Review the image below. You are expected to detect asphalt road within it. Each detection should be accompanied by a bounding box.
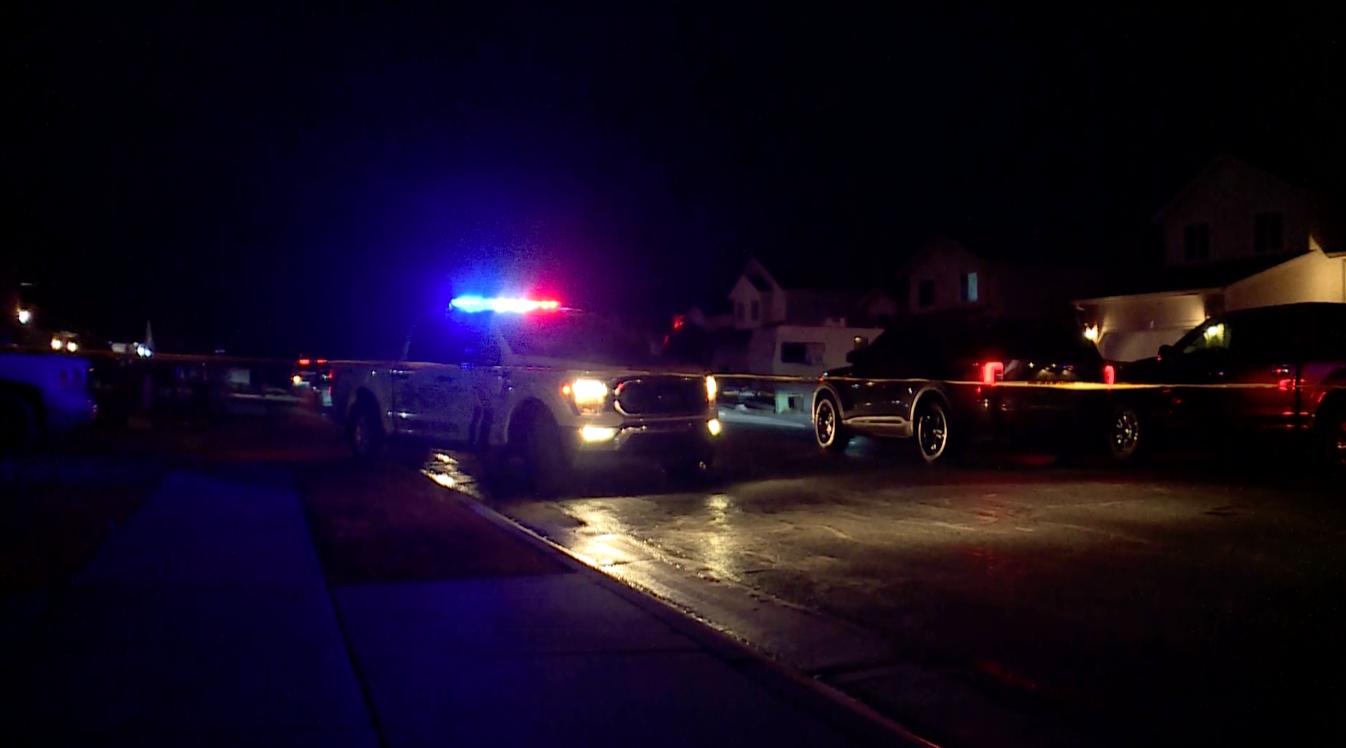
[458,418,1346,747]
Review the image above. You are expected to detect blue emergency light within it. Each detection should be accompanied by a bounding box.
[449,295,561,314]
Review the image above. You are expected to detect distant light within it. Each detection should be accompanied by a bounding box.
[450,295,561,314]
[580,425,618,443]
[135,343,152,358]
[292,374,304,386]
[65,340,79,353]
[1083,324,1100,343]
[707,418,722,437]
[705,375,718,403]
[51,337,64,351]
[16,308,31,325]
[297,357,312,366]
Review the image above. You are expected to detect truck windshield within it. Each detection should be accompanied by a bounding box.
[495,312,659,366]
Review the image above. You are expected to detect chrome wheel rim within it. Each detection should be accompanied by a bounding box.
[1111,409,1140,457]
[816,400,837,447]
[917,405,947,460]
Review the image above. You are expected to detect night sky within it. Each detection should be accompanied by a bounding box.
[9,3,1344,356]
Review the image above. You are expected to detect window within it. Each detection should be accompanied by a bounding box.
[1254,212,1284,254]
[960,272,979,303]
[780,341,825,366]
[735,302,745,322]
[407,319,493,364]
[1183,223,1210,261]
[917,279,935,308]
[750,299,760,321]
[1180,320,1230,355]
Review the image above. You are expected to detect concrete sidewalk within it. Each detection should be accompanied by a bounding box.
[5,465,906,747]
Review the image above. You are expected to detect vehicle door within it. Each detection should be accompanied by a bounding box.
[996,326,1105,448]
[1218,308,1303,434]
[392,319,476,442]
[1152,316,1235,439]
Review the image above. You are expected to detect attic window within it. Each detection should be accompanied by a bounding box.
[1184,223,1211,261]
[1254,212,1283,254]
[917,279,935,308]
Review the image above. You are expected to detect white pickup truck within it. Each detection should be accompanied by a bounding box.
[330,297,720,491]
[0,349,97,449]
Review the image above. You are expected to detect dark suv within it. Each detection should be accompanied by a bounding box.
[812,316,1138,463]
[1122,302,1346,467]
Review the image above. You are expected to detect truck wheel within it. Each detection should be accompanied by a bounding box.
[814,395,850,454]
[914,397,952,464]
[1106,404,1143,463]
[0,392,38,451]
[523,412,571,496]
[347,401,384,462]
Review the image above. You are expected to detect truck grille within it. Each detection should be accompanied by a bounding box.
[614,377,707,416]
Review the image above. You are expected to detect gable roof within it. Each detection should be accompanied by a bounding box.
[1154,154,1307,221]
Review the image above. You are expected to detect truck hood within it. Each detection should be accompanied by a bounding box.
[507,354,707,378]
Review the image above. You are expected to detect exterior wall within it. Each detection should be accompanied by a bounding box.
[1161,159,1313,267]
[1081,292,1213,362]
[729,276,765,330]
[743,324,884,377]
[1224,250,1346,310]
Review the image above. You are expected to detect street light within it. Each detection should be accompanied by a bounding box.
[16,308,32,325]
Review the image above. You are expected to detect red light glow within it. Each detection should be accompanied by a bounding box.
[1103,364,1116,386]
[982,361,1004,385]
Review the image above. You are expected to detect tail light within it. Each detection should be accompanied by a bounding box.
[1103,364,1116,386]
[982,361,1004,385]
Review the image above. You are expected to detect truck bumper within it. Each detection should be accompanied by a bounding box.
[568,416,720,465]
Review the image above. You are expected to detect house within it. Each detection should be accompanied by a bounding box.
[1075,156,1346,361]
[893,236,1089,321]
[716,257,885,377]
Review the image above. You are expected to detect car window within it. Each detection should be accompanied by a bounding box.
[495,311,658,365]
[1179,319,1231,355]
[406,318,498,365]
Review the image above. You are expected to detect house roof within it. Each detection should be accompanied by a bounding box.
[1078,252,1304,302]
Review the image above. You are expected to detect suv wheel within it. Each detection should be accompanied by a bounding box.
[1107,404,1143,463]
[814,396,850,453]
[914,398,951,464]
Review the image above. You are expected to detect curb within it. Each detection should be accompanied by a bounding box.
[452,492,941,748]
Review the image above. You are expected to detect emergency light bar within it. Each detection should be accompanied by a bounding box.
[449,295,561,314]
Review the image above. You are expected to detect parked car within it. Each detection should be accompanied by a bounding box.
[0,348,97,449]
[330,297,720,492]
[812,315,1138,463]
[1122,302,1346,468]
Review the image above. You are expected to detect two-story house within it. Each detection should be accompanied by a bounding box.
[1076,155,1346,361]
[718,257,886,378]
[891,235,1088,323]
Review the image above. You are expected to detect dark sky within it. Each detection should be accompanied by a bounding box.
[8,3,1344,355]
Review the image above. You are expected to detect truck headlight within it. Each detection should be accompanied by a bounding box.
[565,377,609,414]
[705,375,718,403]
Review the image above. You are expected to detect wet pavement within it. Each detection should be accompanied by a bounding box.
[457,420,1346,747]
